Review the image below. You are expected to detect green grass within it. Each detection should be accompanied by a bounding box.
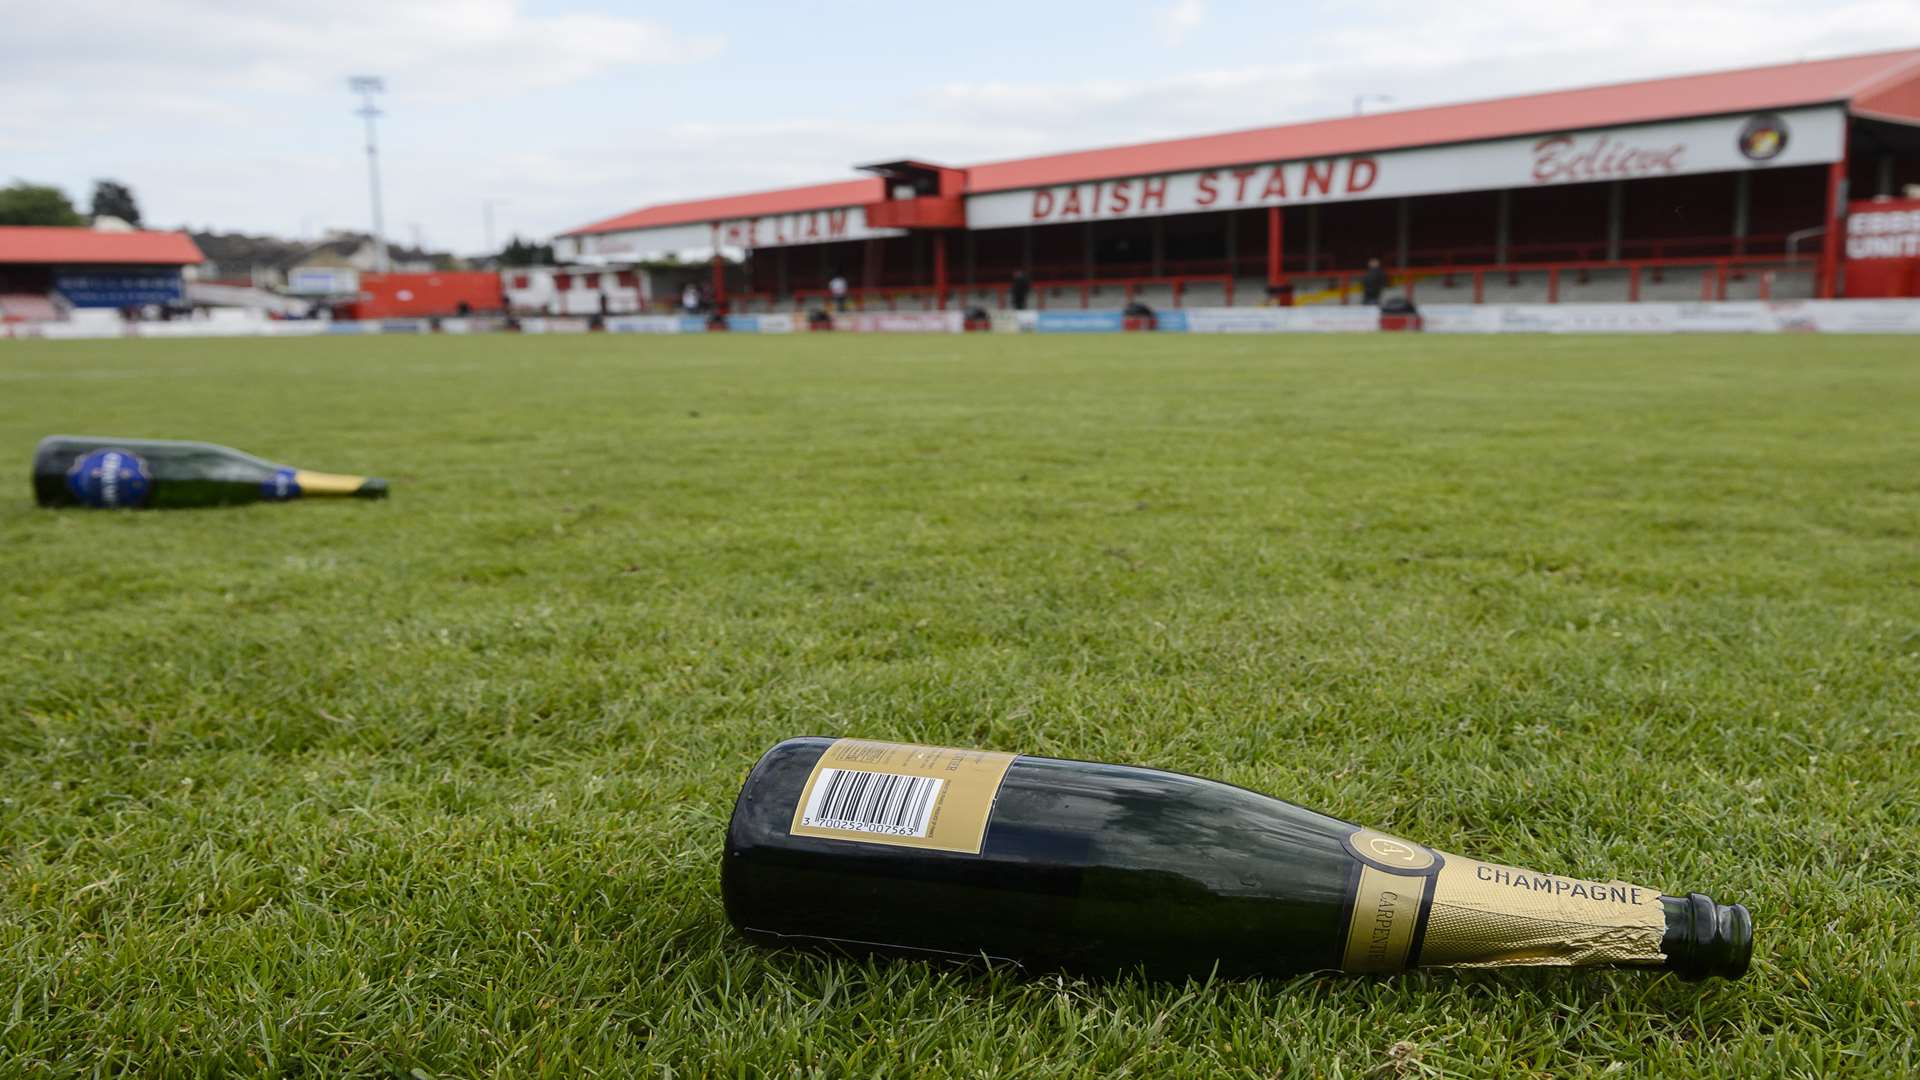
[1,332,1917,1078]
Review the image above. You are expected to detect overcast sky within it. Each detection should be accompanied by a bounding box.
[4,0,1917,253]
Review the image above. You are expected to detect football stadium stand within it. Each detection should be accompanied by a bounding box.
[556,48,1920,313]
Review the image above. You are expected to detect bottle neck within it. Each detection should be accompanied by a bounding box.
[1660,893,1753,980]
[1341,835,1751,978]
[293,471,386,498]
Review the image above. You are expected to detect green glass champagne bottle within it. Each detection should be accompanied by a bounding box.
[32,435,388,509]
[724,738,1752,980]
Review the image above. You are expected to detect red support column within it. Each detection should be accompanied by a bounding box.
[1547,266,1560,304]
[1472,270,1484,305]
[934,232,949,311]
[1817,157,1848,299]
[710,254,727,311]
[1266,206,1284,296]
[1629,265,1641,302]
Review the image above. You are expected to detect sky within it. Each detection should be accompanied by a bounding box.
[4,0,1918,254]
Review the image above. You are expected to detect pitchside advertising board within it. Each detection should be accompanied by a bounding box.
[968,107,1844,229]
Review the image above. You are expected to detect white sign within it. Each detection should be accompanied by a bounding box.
[1183,306,1380,333]
[717,209,903,249]
[605,315,685,334]
[833,310,964,333]
[568,207,906,260]
[287,267,359,295]
[1766,299,1920,332]
[967,107,1843,229]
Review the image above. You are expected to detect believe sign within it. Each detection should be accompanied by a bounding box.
[966,107,1844,229]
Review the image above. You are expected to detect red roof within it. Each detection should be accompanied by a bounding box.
[567,47,1920,236]
[0,227,204,266]
[968,48,1920,193]
[567,178,884,238]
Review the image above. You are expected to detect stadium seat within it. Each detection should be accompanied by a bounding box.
[1129,284,1177,310]
[1179,281,1228,308]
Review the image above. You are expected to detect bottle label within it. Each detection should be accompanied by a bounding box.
[261,468,302,501]
[1339,827,1667,971]
[789,739,1017,854]
[1341,830,1441,972]
[65,448,153,508]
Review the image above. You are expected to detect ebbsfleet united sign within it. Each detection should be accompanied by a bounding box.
[966,107,1844,230]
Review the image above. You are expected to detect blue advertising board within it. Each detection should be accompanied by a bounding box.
[1034,310,1126,333]
[55,271,185,308]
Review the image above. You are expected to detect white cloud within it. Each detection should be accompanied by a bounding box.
[1155,0,1206,43]
[933,1,1920,162]
[3,0,1916,251]
[0,0,722,107]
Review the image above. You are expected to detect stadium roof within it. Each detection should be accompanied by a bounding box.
[0,227,204,266]
[564,46,1920,238]
[969,48,1920,193]
[566,178,885,240]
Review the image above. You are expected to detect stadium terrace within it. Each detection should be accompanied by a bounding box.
[548,48,1920,315]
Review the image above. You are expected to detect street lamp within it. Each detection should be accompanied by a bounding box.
[482,199,510,255]
[348,76,390,272]
[1353,93,1394,117]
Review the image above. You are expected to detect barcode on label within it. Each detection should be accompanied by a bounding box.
[800,768,944,838]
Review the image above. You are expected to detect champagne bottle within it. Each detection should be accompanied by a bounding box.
[724,738,1751,980]
[32,436,387,509]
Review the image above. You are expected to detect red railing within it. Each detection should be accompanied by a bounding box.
[773,253,1821,311]
[791,285,947,312]
[1300,254,1816,305]
[1004,233,1805,287]
[790,274,1236,312]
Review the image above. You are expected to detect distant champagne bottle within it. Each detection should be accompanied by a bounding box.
[724,738,1752,980]
[32,436,387,509]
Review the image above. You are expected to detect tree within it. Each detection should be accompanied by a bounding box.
[497,235,554,267]
[0,181,84,227]
[90,180,141,226]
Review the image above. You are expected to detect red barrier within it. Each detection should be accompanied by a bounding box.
[347,272,504,319]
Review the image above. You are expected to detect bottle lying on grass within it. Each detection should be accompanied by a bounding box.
[724,738,1751,980]
[33,435,388,509]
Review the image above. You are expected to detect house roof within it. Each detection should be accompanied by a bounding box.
[0,226,205,266]
[564,46,1920,237]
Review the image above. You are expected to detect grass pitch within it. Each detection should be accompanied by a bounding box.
[2,331,1917,1078]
